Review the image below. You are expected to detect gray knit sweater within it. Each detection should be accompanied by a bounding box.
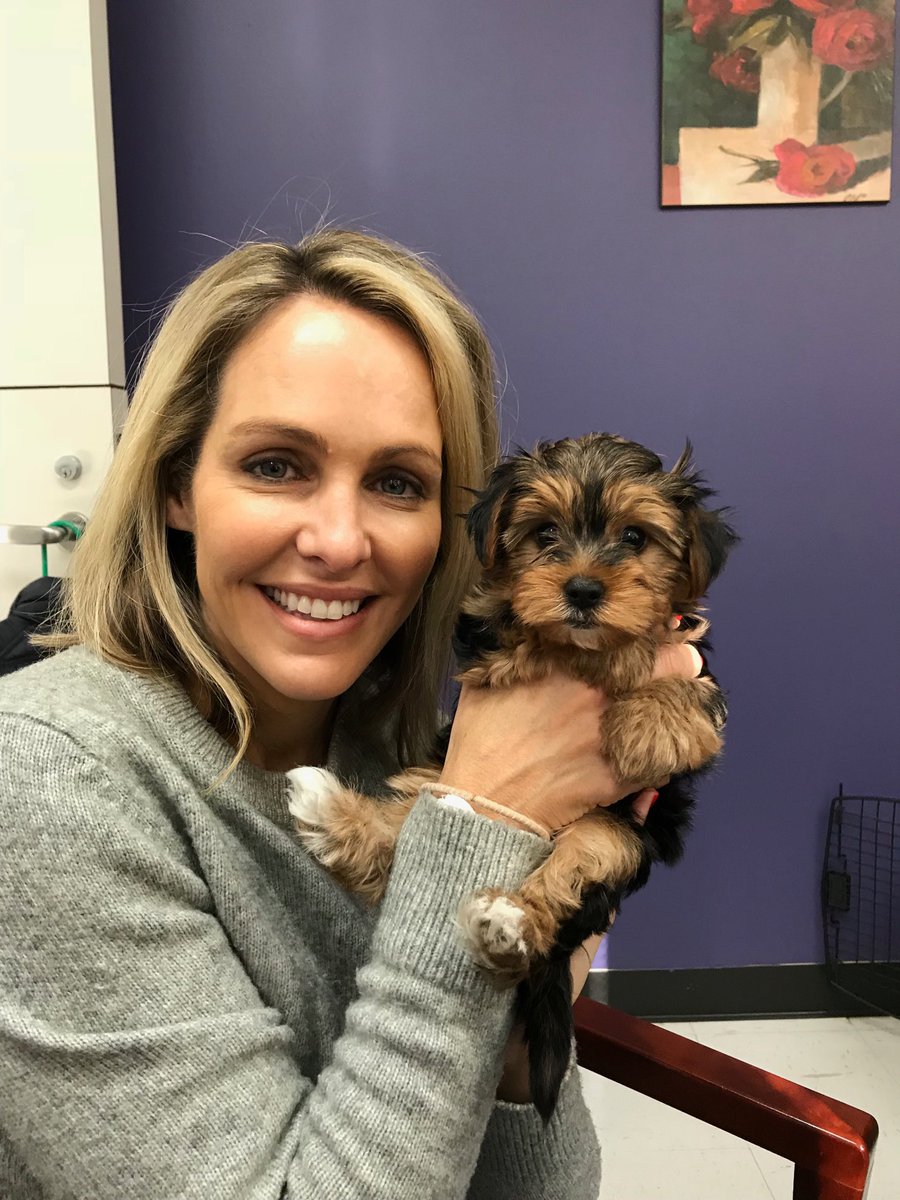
[0,646,601,1199]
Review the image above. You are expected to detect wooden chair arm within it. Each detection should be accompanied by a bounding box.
[573,996,878,1200]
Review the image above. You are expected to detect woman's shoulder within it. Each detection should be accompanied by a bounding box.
[0,645,289,826]
[0,645,153,741]
[0,645,211,787]
[0,649,214,903]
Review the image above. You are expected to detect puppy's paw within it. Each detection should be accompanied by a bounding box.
[602,684,722,785]
[285,766,342,830]
[458,889,534,984]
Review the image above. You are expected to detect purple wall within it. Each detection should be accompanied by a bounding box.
[107,0,900,970]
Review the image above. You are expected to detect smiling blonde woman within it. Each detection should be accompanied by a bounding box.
[0,228,695,1199]
[40,231,499,781]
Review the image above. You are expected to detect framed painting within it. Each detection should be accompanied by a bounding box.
[661,1,895,205]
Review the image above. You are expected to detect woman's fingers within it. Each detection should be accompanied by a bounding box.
[630,787,658,825]
[651,642,703,681]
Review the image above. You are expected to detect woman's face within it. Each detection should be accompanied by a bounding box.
[166,294,443,720]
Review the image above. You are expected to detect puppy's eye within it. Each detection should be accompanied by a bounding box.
[621,526,646,550]
[534,524,559,549]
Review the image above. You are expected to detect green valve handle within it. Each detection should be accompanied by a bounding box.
[40,514,86,577]
[47,519,84,540]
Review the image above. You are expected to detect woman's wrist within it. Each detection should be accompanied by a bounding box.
[427,782,552,840]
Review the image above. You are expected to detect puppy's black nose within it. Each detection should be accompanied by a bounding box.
[564,576,604,610]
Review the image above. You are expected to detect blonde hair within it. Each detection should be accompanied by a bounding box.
[39,230,499,781]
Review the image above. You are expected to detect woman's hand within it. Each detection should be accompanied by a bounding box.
[440,643,701,834]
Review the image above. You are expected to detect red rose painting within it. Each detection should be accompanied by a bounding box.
[662,0,895,205]
[710,47,762,92]
[812,9,895,72]
[774,138,857,194]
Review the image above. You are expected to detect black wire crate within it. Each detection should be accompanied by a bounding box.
[822,792,900,1017]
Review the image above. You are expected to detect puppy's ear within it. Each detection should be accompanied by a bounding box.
[466,458,521,568]
[681,506,738,602]
[669,442,738,603]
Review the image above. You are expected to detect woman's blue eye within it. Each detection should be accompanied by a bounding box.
[379,475,420,498]
[248,458,294,480]
[244,456,301,480]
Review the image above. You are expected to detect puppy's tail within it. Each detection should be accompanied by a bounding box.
[519,882,619,1122]
[517,953,574,1122]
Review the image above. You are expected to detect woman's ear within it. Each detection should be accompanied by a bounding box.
[165,490,195,533]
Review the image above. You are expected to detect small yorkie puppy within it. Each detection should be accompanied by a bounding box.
[287,433,737,1119]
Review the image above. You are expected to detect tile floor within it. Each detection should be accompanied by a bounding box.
[578,1015,899,1199]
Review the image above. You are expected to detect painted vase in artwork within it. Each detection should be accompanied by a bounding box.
[756,33,821,144]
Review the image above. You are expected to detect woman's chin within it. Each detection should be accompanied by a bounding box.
[253,659,370,708]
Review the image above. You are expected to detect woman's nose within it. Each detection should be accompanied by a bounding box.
[294,485,372,573]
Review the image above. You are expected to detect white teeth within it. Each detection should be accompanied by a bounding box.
[265,587,364,620]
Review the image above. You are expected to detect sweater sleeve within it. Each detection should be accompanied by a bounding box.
[468,1057,601,1200]
[0,715,601,1200]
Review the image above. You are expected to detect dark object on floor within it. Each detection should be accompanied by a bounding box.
[823,790,900,1018]
[574,996,878,1199]
[0,577,63,677]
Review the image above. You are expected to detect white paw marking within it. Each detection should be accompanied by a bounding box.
[459,894,530,968]
[285,766,342,827]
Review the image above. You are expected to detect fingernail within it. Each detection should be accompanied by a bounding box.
[649,790,659,807]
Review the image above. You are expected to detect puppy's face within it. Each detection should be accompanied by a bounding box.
[468,435,735,648]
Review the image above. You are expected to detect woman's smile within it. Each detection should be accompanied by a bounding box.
[262,586,368,620]
[258,584,373,639]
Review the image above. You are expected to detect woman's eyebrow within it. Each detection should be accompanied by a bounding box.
[227,420,441,472]
[371,444,443,473]
[227,420,328,453]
